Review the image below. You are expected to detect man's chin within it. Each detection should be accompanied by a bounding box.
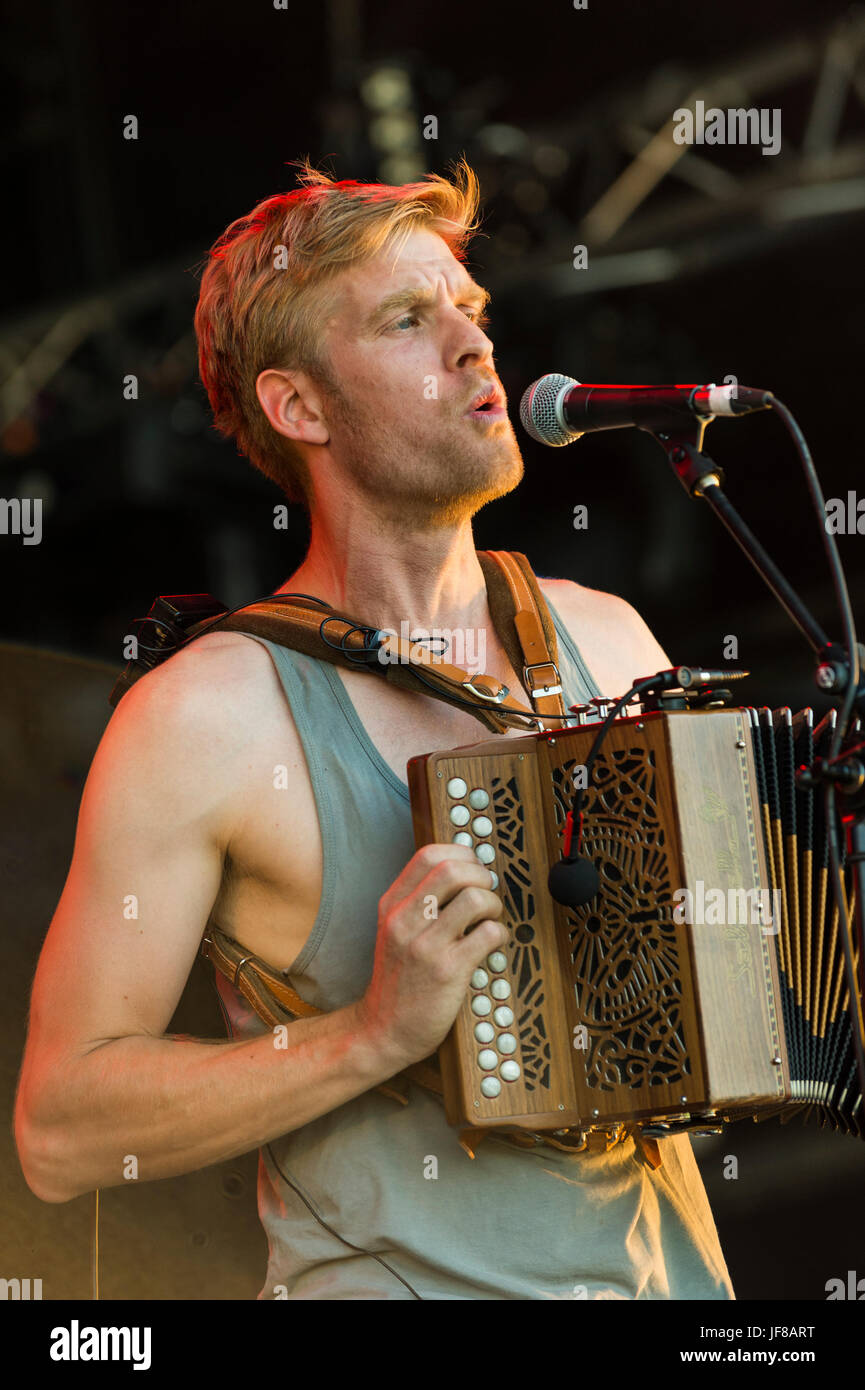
[474,439,525,502]
[425,446,524,526]
[332,423,525,525]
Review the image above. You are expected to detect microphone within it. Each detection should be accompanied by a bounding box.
[548,854,600,910]
[520,374,772,446]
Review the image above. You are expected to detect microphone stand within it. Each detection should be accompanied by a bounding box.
[648,421,865,1114]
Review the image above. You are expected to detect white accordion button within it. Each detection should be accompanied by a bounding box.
[475,843,496,865]
[500,1060,521,1082]
[480,1077,502,1098]
[446,777,467,799]
[452,831,473,847]
[471,815,493,838]
[471,969,489,990]
[490,979,511,1000]
[449,805,471,827]
[488,871,499,891]
[468,788,490,810]
[497,1033,517,1055]
[493,1006,514,1027]
[478,1049,498,1070]
[487,951,507,973]
[474,1021,495,1043]
[471,995,492,1016]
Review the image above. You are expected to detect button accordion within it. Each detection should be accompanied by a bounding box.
[407,705,863,1144]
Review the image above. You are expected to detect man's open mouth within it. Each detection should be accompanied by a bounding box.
[467,386,507,417]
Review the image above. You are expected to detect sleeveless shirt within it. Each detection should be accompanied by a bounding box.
[213,595,735,1300]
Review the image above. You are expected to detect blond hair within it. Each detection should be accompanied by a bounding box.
[194,157,482,507]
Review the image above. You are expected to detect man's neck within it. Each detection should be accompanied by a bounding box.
[279,509,493,636]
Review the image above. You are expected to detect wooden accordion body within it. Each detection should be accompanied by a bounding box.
[407,706,861,1141]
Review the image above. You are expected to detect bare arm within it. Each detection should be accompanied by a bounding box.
[14,641,503,1203]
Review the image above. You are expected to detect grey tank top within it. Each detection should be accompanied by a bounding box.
[214,596,734,1300]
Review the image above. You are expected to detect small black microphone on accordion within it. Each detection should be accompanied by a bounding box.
[548,807,600,908]
[548,854,600,909]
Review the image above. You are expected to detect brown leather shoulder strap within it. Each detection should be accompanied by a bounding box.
[194,550,569,735]
[478,551,567,723]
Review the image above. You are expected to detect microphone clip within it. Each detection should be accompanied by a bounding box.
[648,428,726,499]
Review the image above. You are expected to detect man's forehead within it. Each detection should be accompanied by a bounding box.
[327,230,483,323]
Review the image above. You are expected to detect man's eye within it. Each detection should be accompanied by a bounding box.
[389,307,489,331]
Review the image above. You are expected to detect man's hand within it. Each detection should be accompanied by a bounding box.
[356,843,506,1070]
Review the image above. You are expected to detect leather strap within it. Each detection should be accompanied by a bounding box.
[481,551,567,724]
[201,923,443,1104]
[193,551,569,735]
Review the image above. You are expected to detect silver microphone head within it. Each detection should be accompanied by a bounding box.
[519,373,581,446]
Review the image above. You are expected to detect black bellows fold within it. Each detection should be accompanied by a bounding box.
[748,706,862,1139]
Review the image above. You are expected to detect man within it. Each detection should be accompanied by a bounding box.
[15,159,733,1300]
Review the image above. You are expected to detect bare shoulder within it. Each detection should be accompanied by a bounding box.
[110,629,282,747]
[537,576,672,694]
[538,576,638,625]
[89,630,296,836]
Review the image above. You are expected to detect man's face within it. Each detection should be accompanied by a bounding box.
[315,227,524,526]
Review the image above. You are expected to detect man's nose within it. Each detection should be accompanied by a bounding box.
[447,316,494,373]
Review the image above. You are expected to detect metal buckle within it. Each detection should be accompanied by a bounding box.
[523,661,563,699]
[461,676,509,704]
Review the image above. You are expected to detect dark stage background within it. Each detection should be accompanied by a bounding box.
[2,0,864,1301]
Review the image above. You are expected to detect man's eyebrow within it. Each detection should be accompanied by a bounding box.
[362,282,491,332]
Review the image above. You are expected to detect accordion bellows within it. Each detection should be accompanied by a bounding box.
[407,706,861,1141]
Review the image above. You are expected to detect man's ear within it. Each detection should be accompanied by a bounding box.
[256,368,330,446]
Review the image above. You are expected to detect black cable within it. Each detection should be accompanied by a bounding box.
[263,1143,423,1300]
[768,397,860,754]
[318,614,388,666]
[184,591,334,645]
[128,591,335,658]
[564,679,654,854]
[766,397,865,1106]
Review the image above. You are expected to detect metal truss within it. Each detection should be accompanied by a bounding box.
[4,10,865,441]
[487,8,865,297]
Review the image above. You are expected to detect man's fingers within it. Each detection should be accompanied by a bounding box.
[380,842,481,915]
[420,883,504,947]
[452,917,509,968]
[417,857,499,916]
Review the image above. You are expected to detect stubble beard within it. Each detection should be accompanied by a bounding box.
[322,381,525,530]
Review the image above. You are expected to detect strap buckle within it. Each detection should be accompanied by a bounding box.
[461,675,510,704]
[523,660,563,699]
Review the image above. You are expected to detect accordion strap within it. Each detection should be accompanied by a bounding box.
[194,550,567,735]
[479,551,567,724]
